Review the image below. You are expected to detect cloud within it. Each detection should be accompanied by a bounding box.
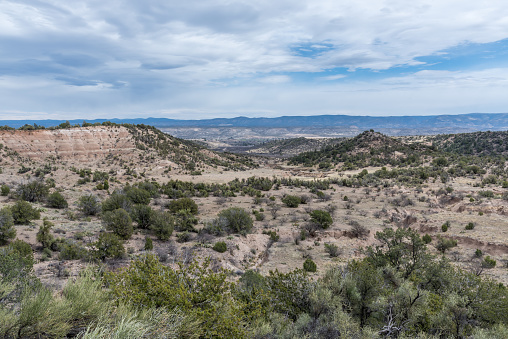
[1,0,508,118]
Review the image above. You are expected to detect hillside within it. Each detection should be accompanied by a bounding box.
[289,130,432,168]
[0,124,256,171]
[428,130,508,156]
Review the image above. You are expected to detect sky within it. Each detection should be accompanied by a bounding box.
[1,0,508,120]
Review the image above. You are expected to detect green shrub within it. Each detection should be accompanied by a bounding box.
[309,210,333,229]
[16,180,49,202]
[93,233,125,261]
[482,256,497,268]
[441,221,450,232]
[36,219,55,249]
[478,190,494,198]
[213,241,227,253]
[475,249,483,257]
[59,242,88,260]
[1,184,10,196]
[150,211,174,241]
[167,198,198,215]
[465,222,475,230]
[130,204,154,229]
[282,195,301,208]
[0,207,15,245]
[435,236,457,253]
[303,258,317,272]
[10,200,40,224]
[46,191,68,209]
[125,187,151,205]
[263,230,279,242]
[422,234,432,244]
[324,243,340,257]
[254,211,265,221]
[176,231,191,243]
[102,193,132,213]
[216,207,253,234]
[102,208,133,240]
[77,195,101,216]
[144,236,153,251]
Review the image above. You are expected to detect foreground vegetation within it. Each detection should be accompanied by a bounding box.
[1,226,507,338]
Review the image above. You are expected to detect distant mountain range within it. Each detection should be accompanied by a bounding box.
[1,113,508,134]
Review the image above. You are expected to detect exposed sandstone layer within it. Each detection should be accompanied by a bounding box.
[0,126,136,161]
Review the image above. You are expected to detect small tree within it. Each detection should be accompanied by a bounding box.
[130,204,154,229]
[16,180,49,202]
[167,198,198,215]
[36,219,54,249]
[303,258,317,272]
[213,241,227,253]
[282,195,301,208]
[309,210,333,229]
[150,210,174,241]
[93,233,125,261]
[217,207,253,234]
[77,195,101,216]
[1,184,10,196]
[46,191,68,209]
[144,236,153,251]
[10,200,40,224]
[0,207,15,245]
[102,208,133,240]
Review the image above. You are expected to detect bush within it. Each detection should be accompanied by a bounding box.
[216,207,253,234]
[482,256,497,268]
[36,219,54,249]
[167,198,198,215]
[150,211,174,241]
[349,221,368,239]
[59,242,88,260]
[282,195,301,208]
[125,187,151,205]
[475,249,483,258]
[176,231,191,243]
[303,258,317,272]
[422,234,432,244]
[309,210,333,229]
[46,191,68,209]
[93,233,125,261]
[213,241,227,253]
[102,193,132,213]
[0,207,15,245]
[10,200,40,224]
[16,180,49,202]
[144,236,153,251]
[465,222,475,230]
[1,184,10,196]
[324,243,340,257]
[263,230,279,242]
[130,204,154,229]
[77,195,101,216]
[102,208,133,240]
[435,236,457,253]
[441,221,450,232]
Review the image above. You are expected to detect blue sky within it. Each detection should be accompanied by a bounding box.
[1,0,508,120]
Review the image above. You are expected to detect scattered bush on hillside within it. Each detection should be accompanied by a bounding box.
[102,208,133,240]
[0,207,15,245]
[77,195,101,216]
[16,180,49,202]
[10,200,40,224]
[46,191,68,209]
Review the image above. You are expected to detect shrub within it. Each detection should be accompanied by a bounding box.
[303,258,317,272]
[441,221,450,232]
[1,184,10,196]
[77,195,101,216]
[478,190,494,198]
[16,180,49,202]
[465,222,475,230]
[215,207,253,234]
[422,234,432,244]
[282,195,301,208]
[475,249,483,258]
[0,207,15,245]
[349,221,368,239]
[125,187,151,205]
[10,200,40,224]
[482,256,497,268]
[167,198,198,215]
[102,193,132,213]
[93,233,125,261]
[254,211,265,221]
[46,191,68,209]
[130,204,154,229]
[263,230,279,242]
[309,210,333,229]
[59,242,88,260]
[36,219,55,249]
[213,241,227,253]
[176,231,191,243]
[150,211,174,241]
[144,236,153,251]
[435,236,457,253]
[102,208,133,240]
[324,243,340,257]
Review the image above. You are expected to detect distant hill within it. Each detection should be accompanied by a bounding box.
[428,130,508,156]
[2,113,508,135]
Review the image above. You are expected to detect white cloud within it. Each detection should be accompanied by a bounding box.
[1,0,508,118]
